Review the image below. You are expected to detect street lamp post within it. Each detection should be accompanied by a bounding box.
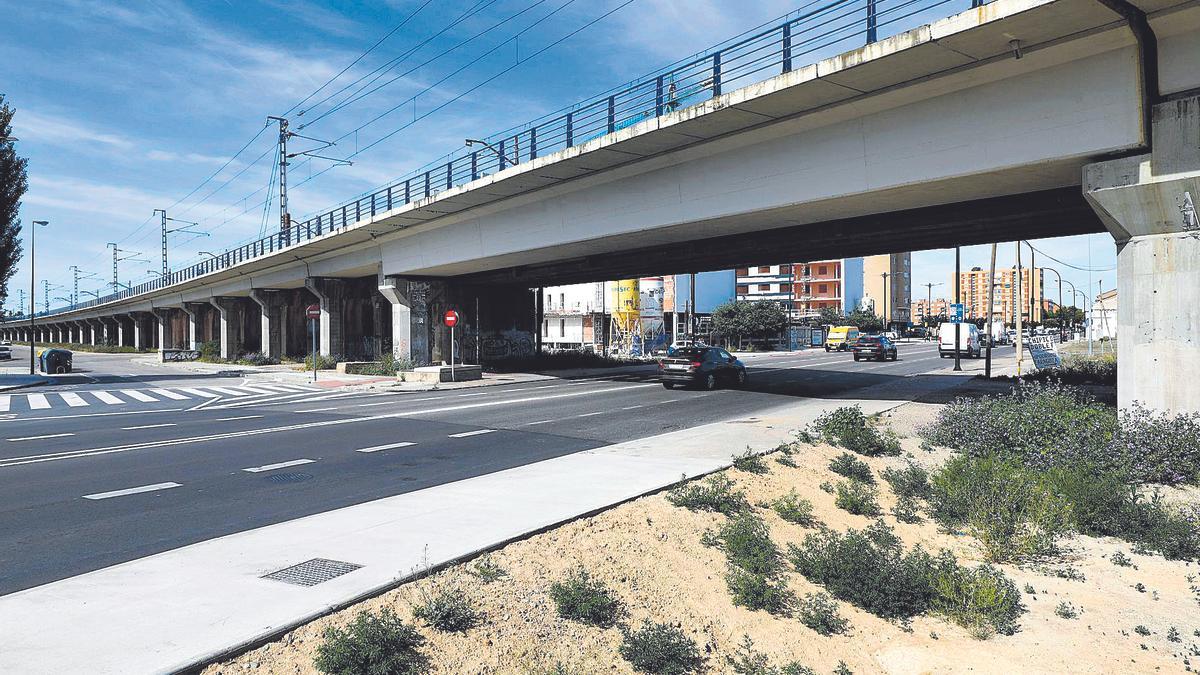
[29,220,49,374]
[880,271,890,330]
[953,246,962,371]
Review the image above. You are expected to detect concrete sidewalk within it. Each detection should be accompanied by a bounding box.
[0,396,905,675]
[0,372,48,392]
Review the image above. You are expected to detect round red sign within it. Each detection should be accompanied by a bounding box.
[443,309,460,327]
[305,304,321,320]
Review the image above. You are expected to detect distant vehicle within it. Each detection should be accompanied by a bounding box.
[883,330,900,342]
[0,344,10,360]
[852,335,898,362]
[0,339,10,346]
[658,346,746,390]
[824,326,860,352]
[666,339,706,356]
[939,323,981,358]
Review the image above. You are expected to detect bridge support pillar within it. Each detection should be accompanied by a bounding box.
[377,276,416,364]
[208,297,246,360]
[1085,95,1200,414]
[182,303,208,351]
[152,309,173,352]
[305,278,346,359]
[128,312,153,350]
[249,290,285,360]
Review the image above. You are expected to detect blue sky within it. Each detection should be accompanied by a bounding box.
[2,0,1115,314]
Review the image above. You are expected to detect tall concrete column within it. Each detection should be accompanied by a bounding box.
[152,309,173,351]
[128,312,152,350]
[305,277,346,358]
[208,297,244,360]
[1084,95,1200,414]
[182,302,207,350]
[249,289,284,359]
[377,276,414,363]
[86,319,102,346]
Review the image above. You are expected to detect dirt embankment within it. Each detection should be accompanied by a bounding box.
[205,403,1199,674]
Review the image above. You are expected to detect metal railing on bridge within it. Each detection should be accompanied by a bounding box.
[30,0,990,321]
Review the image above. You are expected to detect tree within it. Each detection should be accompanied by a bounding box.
[811,306,844,327]
[0,94,27,310]
[1044,306,1084,328]
[711,300,788,345]
[844,308,885,333]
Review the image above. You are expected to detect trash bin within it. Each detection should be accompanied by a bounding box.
[39,348,73,374]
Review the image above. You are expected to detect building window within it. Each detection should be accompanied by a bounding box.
[542,320,548,337]
[559,293,565,310]
[559,319,565,337]
[780,264,792,275]
[818,266,827,275]
[819,284,828,294]
[736,284,748,294]
[758,266,771,274]
[735,267,748,276]
[758,284,770,292]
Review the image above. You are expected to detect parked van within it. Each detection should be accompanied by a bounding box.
[939,323,981,358]
[825,326,860,352]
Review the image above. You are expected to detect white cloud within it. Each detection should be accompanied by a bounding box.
[14,110,135,150]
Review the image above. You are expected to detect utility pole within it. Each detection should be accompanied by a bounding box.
[154,210,206,278]
[985,243,997,377]
[880,271,890,329]
[688,272,697,339]
[268,116,291,246]
[1015,242,1024,377]
[17,289,25,318]
[953,247,961,371]
[29,220,47,374]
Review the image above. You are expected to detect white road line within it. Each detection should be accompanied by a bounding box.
[525,419,554,426]
[121,423,177,431]
[620,405,640,410]
[27,394,51,410]
[242,458,315,473]
[202,387,249,397]
[355,441,416,453]
[0,395,8,413]
[267,384,311,392]
[59,392,89,408]
[7,433,75,442]
[149,389,189,400]
[176,388,218,399]
[83,482,181,500]
[119,390,158,403]
[577,411,605,417]
[90,391,123,405]
[295,407,341,413]
[356,400,400,407]
[456,392,489,397]
[214,415,264,421]
[0,383,651,468]
[448,429,495,438]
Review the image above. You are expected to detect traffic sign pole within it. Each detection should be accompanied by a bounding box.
[443,310,460,382]
[306,304,321,383]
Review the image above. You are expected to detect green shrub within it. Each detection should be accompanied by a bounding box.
[834,662,853,675]
[930,454,1072,562]
[235,351,279,366]
[797,592,849,635]
[314,608,427,675]
[892,494,923,524]
[770,490,817,526]
[930,563,1023,637]
[881,463,931,500]
[725,566,795,615]
[726,635,814,675]
[775,454,798,468]
[619,620,704,675]
[468,555,506,583]
[712,513,783,576]
[666,474,749,515]
[1022,353,1116,386]
[733,449,770,475]
[811,406,901,456]
[549,568,621,627]
[1134,624,1150,636]
[198,340,221,362]
[829,453,874,484]
[412,587,482,632]
[304,353,340,370]
[834,480,881,517]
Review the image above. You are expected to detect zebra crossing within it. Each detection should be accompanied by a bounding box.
[0,383,319,414]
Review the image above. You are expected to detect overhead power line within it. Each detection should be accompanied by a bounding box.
[1025,242,1115,272]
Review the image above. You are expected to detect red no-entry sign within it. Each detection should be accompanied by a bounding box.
[306,304,321,320]
[443,309,460,327]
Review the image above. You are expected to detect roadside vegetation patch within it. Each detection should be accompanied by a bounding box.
[314,608,428,675]
[411,587,482,633]
[769,490,817,526]
[829,453,874,484]
[834,480,882,517]
[1022,353,1116,386]
[809,405,901,457]
[667,473,749,515]
[733,449,771,475]
[549,568,622,628]
[796,592,849,635]
[619,620,705,675]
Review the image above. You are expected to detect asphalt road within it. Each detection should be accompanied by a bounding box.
[0,341,996,595]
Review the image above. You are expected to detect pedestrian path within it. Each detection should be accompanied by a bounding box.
[0,383,318,414]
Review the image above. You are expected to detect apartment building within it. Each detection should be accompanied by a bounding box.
[735,259,864,318]
[862,253,912,325]
[957,266,1046,323]
[911,298,950,323]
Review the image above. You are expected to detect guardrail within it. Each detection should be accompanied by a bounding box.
[26,0,989,321]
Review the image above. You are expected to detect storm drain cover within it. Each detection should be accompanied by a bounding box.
[263,558,362,587]
[265,472,314,484]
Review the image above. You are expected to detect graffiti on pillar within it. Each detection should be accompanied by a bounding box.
[408,282,429,325]
[479,329,535,360]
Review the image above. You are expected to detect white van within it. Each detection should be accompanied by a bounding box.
[939,323,981,358]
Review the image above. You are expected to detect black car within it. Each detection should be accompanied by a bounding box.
[851,336,897,361]
[658,346,747,389]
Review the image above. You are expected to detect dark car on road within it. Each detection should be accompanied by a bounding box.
[851,335,897,362]
[658,346,747,389]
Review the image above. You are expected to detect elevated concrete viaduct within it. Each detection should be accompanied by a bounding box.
[3,0,1198,411]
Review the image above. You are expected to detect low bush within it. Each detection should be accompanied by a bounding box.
[881,463,931,500]
[930,454,1072,562]
[829,453,874,484]
[198,340,221,362]
[666,474,749,515]
[468,555,506,583]
[811,405,901,456]
[726,566,795,615]
[1022,353,1116,386]
[314,608,428,675]
[727,635,815,675]
[712,513,783,576]
[733,449,770,475]
[304,353,340,371]
[356,352,415,376]
[797,592,849,635]
[235,351,278,366]
[411,587,482,632]
[775,454,798,468]
[789,521,1024,635]
[549,568,621,627]
[1117,403,1200,485]
[834,480,881,517]
[770,490,817,526]
[892,494,923,524]
[619,620,704,675]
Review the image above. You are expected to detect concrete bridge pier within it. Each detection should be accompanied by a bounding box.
[249,290,285,360]
[305,278,346,359]
[181,302,209,351]
[152,309,173,352]
[208,297,250,360]
[1085,95,1200,414]
[84,319,99,346]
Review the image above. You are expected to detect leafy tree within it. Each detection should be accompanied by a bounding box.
[0,94,27,310]
[711,300,788,344]
[811,307,844,326]
[1044,306,1084,328]
[844,308,885,333]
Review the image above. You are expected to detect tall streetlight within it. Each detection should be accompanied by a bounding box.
[880,271,890,329]
[921,282,943,325]
[1041,265,1065,340]
[953,246,962,371]
[29,220,49,374]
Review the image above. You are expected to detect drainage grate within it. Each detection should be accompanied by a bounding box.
[265,472,314,484]
[263,558,362,587]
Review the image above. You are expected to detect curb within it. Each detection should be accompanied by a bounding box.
[0,379,49,393]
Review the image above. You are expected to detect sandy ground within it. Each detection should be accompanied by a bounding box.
[204,403,1199,674]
